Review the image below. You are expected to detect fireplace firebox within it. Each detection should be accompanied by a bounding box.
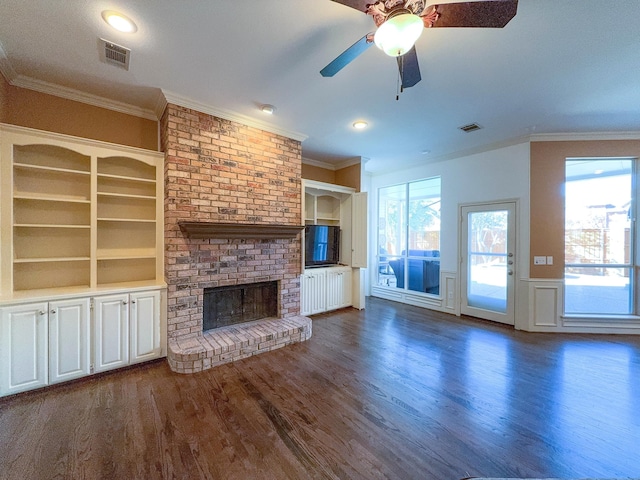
[203,281,278,331]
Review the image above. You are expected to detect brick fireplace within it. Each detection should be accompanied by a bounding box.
[161,104,311,373]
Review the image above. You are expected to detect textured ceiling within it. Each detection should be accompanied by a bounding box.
[0,0,639,173]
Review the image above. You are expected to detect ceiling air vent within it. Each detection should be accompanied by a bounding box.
[459,123,482,133]
[99,38,130,70]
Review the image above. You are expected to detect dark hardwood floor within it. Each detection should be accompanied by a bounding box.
[1,297,640,479]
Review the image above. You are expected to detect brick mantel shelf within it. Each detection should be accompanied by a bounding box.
[178,222,305,239]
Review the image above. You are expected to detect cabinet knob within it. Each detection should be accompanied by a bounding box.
[131,300,136,304]
[39,310,46,315]
[122,300,128,305]
[50,309,56,314]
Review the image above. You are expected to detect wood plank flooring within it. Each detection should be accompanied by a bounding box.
[1,297,640,479]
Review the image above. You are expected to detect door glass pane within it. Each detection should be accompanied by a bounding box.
[564,158,633,315]
[467,210,508,313]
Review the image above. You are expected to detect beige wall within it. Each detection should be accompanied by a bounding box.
[302,164,335,184]
[530,140,640,278]
[0,75,158,150]
[335,163,361,192]
[302,162,361,191]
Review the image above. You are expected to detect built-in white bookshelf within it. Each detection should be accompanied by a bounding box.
[0,124,164,297]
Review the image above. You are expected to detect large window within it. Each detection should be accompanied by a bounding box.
[377,177,441,295]
[564,158,635,315]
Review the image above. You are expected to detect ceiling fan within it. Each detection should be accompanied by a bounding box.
[321,0,518,89]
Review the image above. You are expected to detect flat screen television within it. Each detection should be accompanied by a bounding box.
[305,225,340,267]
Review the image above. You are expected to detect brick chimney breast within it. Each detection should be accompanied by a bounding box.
[160,104,304,351]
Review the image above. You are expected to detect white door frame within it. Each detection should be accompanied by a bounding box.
[459,200,517,325]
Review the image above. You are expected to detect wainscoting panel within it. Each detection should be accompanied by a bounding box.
[523,279,562,331]
[532,283,560,327]
[442,270,457,314]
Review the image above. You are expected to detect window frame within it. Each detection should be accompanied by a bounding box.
[376,176,441,296]
[563,157,637,316]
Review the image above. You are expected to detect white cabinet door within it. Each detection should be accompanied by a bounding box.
[326,269,342,311]
[93,294,129,373]
[339,268,352,309]
[49,298,90,384]
[300,272,314,316]
[129,290,161,364]
[0,303,48,396]
[310,269,327,315]
[327,267,352,311]
[301,269,327,315]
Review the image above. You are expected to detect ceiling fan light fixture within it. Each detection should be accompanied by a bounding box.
[374,11,423,57]
[101,10,137,33]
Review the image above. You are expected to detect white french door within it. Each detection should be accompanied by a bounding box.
[460,202,516,325]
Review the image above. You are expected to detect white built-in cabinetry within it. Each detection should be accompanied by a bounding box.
[326,266,353,311]
[93,290,161,373]
[301,180,366,316]
[0,124,165,397]
[300,267,326,316]
[300,265,353,316]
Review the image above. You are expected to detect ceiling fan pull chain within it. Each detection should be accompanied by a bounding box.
[396,54,402,101]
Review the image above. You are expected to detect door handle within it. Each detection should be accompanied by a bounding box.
[508,270,514,275]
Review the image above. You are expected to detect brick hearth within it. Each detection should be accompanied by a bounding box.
[168,316,311,373]
[160,104,310,373]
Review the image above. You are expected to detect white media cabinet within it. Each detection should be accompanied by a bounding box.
[300,180,367,316]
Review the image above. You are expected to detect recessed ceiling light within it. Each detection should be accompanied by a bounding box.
[102,10,137,33]
[421,150,431,155]
[260,104,275,115]
[353,121,368,130]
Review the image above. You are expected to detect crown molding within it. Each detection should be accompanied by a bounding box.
[161,90,308,142]
[336,156,367,170]
[9,75,157,120]
[370,130,640,175]
[154,91,168,119]
[0,41,18,82]
[0,43,157,120]
[302,157,337,170]
[302,155,368,171]
[530,131,640,142]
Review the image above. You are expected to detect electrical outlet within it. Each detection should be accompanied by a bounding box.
[546,256,553,265]
[533,256,547,265]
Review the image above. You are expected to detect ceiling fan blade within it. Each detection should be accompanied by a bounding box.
[320,34,374,77]
[330,0,369,13]
[429,0,518,28]
[397,47,421,89]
